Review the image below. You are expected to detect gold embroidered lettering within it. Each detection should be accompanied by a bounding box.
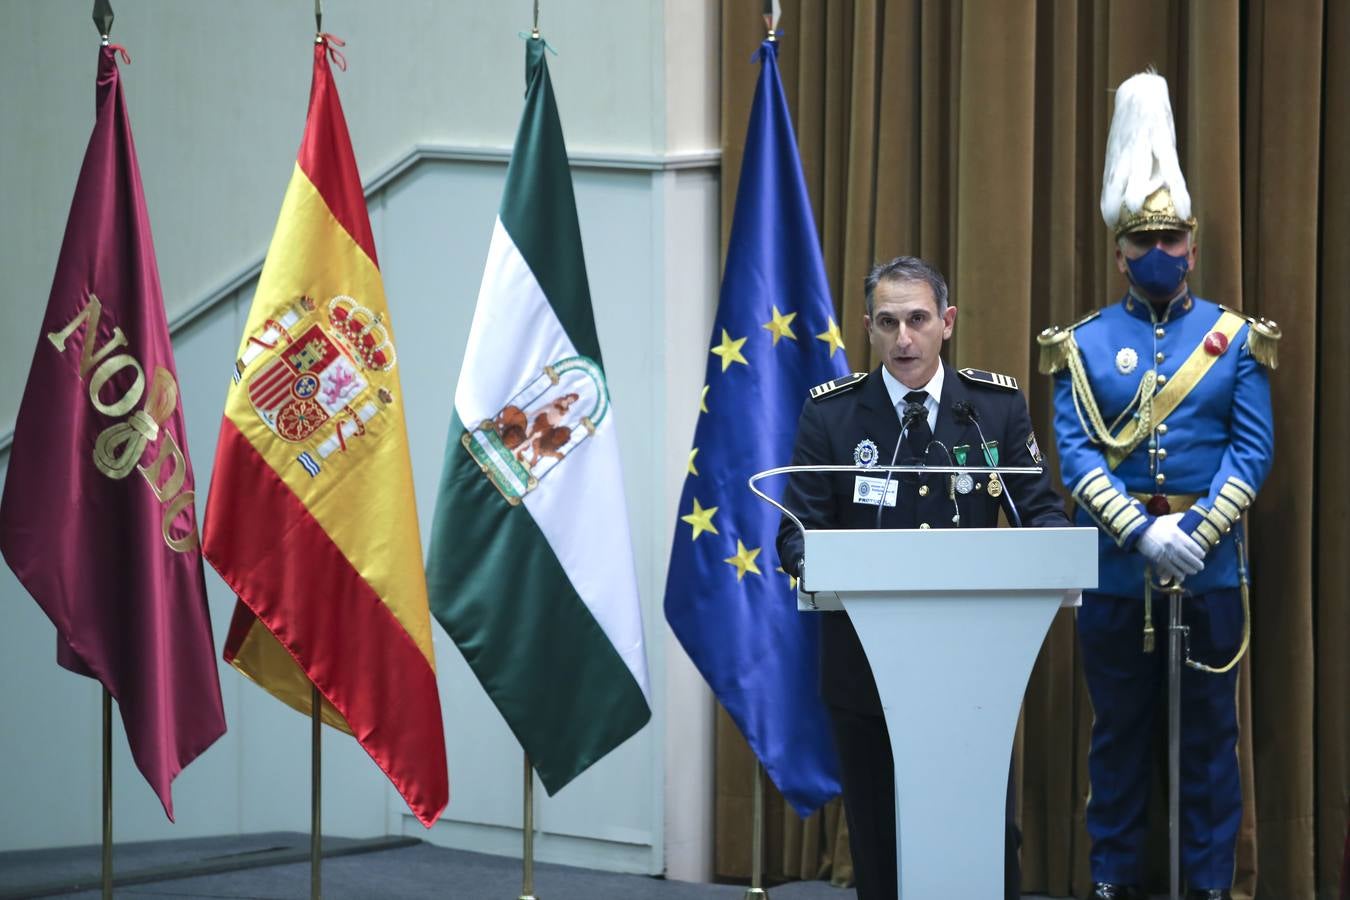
[88,353,145,417]
[160,489,199,553]
[139,429,188,501]
[46,293,129,378]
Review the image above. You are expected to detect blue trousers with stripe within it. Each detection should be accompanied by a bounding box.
[1077,589,1244,890]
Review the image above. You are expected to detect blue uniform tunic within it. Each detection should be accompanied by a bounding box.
[1046,290,1275,890]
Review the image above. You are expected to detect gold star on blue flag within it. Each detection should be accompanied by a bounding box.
[662,37,848,817]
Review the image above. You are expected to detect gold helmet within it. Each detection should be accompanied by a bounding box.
[1100,71,1197,238]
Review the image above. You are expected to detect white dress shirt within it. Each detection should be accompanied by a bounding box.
[881,363,943,434]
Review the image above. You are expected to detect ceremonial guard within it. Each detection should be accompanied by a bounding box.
[1039,72,1278,900]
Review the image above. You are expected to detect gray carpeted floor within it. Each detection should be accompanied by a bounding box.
[2,833,850,900]
[1,831,1142,899]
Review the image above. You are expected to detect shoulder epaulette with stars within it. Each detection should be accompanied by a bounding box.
[1037,309,1102,374]
[958,367,1018,391]
[1218,304,1281,369]
[809,372,867,401]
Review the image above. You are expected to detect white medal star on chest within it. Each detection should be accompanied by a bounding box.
[1115,346,1139,375]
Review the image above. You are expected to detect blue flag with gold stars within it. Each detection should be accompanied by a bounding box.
[662,38,847,816]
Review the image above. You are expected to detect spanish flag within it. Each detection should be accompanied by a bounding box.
[202,36,448,826]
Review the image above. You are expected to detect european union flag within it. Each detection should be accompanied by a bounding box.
[662,38,847,816]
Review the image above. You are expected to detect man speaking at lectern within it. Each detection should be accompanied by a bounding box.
[777,255,1068,900]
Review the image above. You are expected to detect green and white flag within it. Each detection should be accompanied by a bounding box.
[427,36,651,793]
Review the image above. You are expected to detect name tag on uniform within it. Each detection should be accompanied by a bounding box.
[853,476,898,507]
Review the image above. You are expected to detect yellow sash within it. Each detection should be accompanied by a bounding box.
[1106,310,1246,470]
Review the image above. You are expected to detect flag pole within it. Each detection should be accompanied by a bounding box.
[102,687,113,900]
[90,0,116,882]
[744,761,769,899]
[519,753,538,900]
[742,7,779,897]
[518,12,541,900]
[312,684,322,900]
[308,19,325,893]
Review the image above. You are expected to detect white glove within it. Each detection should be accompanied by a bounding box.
[1137,512,1205,580]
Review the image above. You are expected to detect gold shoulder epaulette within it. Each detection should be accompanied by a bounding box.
[1037,310,1101,374]
[958,368,1018,391]
[1219,305,1280,369]
[809,372,868,401]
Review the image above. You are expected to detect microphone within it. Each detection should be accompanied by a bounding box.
[953,401,1023,528]
[875,401,928,529]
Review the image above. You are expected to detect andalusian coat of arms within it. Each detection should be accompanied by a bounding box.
[463,356,609,504]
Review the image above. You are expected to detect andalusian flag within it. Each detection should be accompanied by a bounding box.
[426,36,650,794]
[201,37,448,826]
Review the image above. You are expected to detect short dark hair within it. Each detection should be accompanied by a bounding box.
[864,256,949,316]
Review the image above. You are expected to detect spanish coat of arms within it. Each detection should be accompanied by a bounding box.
[235,294,398,478]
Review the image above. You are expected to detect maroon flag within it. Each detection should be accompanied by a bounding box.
[0,46,226,820]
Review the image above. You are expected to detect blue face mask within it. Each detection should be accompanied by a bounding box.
[1125,245,1190,297]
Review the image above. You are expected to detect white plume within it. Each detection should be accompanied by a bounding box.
[1100,70,1192,228]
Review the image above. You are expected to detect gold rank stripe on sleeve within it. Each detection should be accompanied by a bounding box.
[1192,477,1258,553]
[1103,310,1247,470]
[1074,467,1148,546]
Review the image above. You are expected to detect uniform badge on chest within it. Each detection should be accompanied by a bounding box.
[853,438,879,468]
[1115,346,1139,374]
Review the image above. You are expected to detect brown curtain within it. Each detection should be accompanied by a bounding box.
[714,2,1350,897]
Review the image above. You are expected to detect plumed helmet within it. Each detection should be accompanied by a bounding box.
[1100,70,1197,237]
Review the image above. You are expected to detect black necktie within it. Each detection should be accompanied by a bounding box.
[903,390,932,460]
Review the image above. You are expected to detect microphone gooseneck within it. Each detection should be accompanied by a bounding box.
[875,401,928,529]
[954,401,1024,527]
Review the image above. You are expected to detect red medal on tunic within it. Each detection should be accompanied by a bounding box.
[1146,494,1171,516]
[1204,330,1230,356]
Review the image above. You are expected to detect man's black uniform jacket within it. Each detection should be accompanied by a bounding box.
[776,361,1070,715]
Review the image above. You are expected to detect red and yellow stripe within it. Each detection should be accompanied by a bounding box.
[203,41,447,827]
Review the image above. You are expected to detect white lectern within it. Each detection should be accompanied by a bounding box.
[800,526,1098,900]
